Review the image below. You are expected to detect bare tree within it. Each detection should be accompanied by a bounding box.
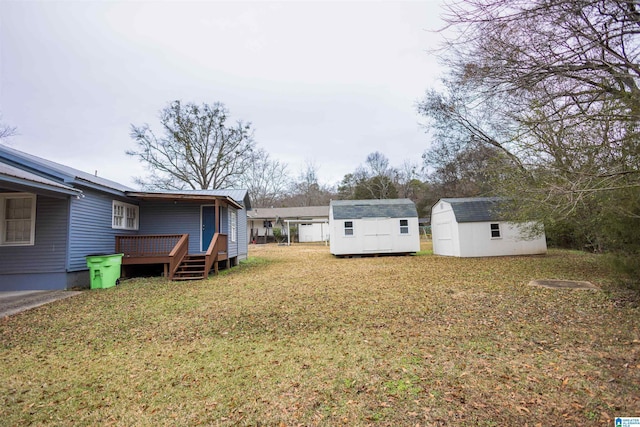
[420,0,640,275]
[423,136,513,200]
[0,115,17,141]
[128,101,256,190]
[365,151,393,177]
[337,173,358,199]
[435,0,640,182]
[354,174,398,200]
[441,0,640,109]
[282,161,335,206]
[239,148,290,207]
[357,152,399,199]
[395,160,423,198]
[339,152,419,200]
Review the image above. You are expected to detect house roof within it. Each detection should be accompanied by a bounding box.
[0,145,251,208]
[330,199,418,220]
[208,189,251,209]
[0,162,83,197]
[247,205,329,220]
[437,197,505,223]
[0,144,134,194]
[126,189,249,210]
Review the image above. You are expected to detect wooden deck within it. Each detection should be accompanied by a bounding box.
[116,234,228,280]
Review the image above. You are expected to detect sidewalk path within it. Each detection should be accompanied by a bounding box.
[0,290,82,318]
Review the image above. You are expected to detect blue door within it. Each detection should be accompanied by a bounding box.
[202,206,216,251]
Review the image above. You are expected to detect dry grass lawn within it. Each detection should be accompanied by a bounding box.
[1,241,639,426]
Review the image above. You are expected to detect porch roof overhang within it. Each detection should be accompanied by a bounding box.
[126,191,243,209]
[0,163,83,198]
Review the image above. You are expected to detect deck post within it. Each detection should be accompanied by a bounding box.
[215,199,220,235]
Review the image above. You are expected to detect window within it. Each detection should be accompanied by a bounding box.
[490,223,501,238]
[230,211,237,242]
[400,219,409,234]
[1,193,36,246]
[344,221,354,236]
[112,201,139,230]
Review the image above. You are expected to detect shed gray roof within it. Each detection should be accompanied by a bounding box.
[439,197,505,223]
[331,199,418,220]
[248,205,329,220]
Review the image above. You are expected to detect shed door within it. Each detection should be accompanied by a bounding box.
[363,218,392,252]
[435,220,454,256]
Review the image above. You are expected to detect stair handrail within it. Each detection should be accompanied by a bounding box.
[204,233,228,276]
[168,234,189,280]
[204,233,219,276]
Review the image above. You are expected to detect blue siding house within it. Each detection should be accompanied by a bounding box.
[0,145,250,291]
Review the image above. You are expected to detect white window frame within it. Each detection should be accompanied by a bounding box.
[112,200,139,230]
[490,223,501,239]
[230,210,237,242]
[1,193,36,246]
[344,220,354,236]
[399,219,409,234]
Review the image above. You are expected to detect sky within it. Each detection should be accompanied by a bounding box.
[0,0,445,189]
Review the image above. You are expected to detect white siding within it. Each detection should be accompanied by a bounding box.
[330,210,420,255]
[298,221,329,242]
[457,221,547,257]
[329,205,359,255]
[431,199,547,257]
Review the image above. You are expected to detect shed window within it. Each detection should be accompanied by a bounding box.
[1,193,36,246]
[400,219,409,234]
[344,221,354,236]
[113,201,139,230]
[490,223,501,238]
[230,211,237,242]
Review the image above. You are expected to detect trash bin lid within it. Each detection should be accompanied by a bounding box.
[86,253,124,257]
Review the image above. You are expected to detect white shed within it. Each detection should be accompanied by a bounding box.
[431,197,547,257]
[329,199,421,256]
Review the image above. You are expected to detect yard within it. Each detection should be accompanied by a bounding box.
[1,242,639,426]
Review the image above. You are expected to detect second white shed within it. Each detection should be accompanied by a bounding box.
[329,199,421,256]
[431,197,547,257]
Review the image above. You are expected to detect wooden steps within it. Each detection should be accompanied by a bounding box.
[172,251,231,281]
[173,255,207,280]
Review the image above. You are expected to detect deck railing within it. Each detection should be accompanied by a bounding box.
[116,234,189,279]
[116,234,185,256]
[204,233,228,275]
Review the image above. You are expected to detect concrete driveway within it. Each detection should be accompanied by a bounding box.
[0,290,82,318]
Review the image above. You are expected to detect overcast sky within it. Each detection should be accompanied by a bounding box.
[1,0,445,189]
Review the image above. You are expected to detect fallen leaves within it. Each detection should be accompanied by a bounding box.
[0,243,638,425]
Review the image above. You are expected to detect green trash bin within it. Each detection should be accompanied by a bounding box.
[86,253,124,289]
